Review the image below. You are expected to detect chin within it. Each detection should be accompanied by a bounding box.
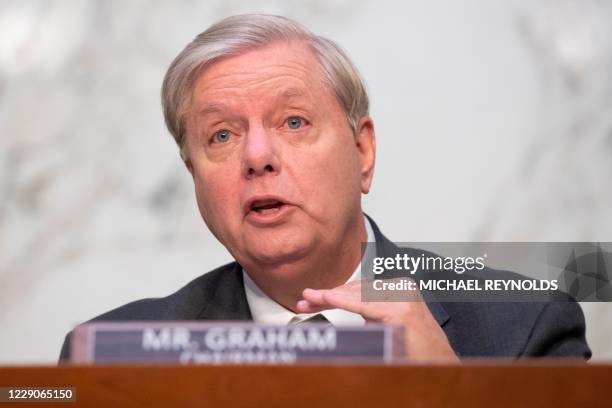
[243,237,313,267]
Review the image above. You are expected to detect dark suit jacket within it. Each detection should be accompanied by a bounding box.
[59,216,591,361]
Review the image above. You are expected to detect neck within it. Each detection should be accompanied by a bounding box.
[245,214,367,312]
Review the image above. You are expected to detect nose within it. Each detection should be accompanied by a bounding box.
[242,124,281,178]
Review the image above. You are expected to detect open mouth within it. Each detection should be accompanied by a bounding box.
[249,199,285,215]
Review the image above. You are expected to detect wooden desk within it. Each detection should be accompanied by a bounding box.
[0,362,609,407]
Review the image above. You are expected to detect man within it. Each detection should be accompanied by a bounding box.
[60,14,590,361]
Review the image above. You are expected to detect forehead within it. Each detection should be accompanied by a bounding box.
[190,41,329,107]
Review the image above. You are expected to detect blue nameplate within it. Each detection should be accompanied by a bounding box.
[71,321,404,364]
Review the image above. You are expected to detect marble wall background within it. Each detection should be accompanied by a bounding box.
[1,0,611,363]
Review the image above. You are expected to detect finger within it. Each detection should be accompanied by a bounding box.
[295,300,332,313]
[320,291,389,321]
[320,291,365,315]
[304,285,386,319]
[301,288,329,305]
[302,281,362,300]
[300,283,366,312]
[302,283,396,321]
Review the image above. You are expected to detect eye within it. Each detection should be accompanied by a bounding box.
[213,129,231,143]
[286,116,304,129]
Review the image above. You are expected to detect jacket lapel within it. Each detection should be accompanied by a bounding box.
[197,262,253,320]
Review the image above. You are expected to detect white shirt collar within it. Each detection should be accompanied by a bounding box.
[243,214,375,326]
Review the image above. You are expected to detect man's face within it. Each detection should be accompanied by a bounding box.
[183,41,375,274]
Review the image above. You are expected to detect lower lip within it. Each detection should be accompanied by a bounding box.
[246,204,295,226]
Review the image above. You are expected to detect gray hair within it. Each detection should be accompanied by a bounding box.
[161,14,370,153]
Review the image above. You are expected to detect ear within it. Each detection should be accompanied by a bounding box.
[354,116,376,194]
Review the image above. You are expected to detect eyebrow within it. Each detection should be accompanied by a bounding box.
[198,103,229,116]
[277,87,307,100]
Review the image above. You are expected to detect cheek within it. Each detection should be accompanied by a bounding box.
[292,137,362,213]
[325,153,361,202]
[193,165,241,229]
[321,134,361,184]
